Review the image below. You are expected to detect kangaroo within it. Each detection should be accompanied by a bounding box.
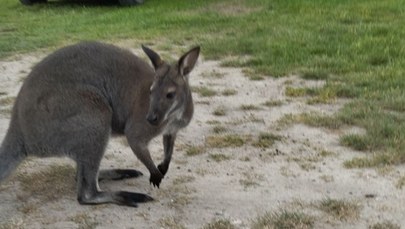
[0,41,200,207]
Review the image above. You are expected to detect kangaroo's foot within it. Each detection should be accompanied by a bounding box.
[78,191,154,207]
[98,169,143,181]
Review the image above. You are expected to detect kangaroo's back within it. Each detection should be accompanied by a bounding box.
[18,42,154,137]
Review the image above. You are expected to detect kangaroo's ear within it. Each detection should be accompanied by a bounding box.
[142,45,163,70]
[178,46,200,76]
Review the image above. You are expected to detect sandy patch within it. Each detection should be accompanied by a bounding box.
[0,51,404,228]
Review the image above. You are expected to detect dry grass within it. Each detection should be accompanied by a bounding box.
[369,221,400,229]
[203,219,235,229]
[172,175,195,185]
[252,133,282,149]
[159,217,186,229]
[316,198,361,221]
[213,106,227,116]
[17,164,76,202]
[201,69,225,79]
[240,104,260,111]
[0,96,15,106]
[222,89,238,96]
[205,135,249,148]
[239,171,264,189]
[209,153,231,162]
[70,212,99,229]
[263,100,283,107]
[252,210,314,229]
[192,86,217,97]
[212,125,227,134]
[0,218,25,229]
[185,145,206,156]
[396,176,405,189]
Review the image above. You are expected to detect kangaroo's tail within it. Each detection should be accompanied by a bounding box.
[0,128,26,183]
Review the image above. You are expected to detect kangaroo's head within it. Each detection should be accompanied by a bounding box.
[142,45,200,126]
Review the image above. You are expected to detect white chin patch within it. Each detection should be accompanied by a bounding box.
[163,100,179,121]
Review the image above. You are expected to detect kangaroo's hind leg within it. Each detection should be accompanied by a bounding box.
[76,157,153,207]
[67,96,153,207]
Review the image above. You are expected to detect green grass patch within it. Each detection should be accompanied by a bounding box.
[285,87,310,97]
[300,69,329,80]
[252,210,314,229]
[340,134,369,151]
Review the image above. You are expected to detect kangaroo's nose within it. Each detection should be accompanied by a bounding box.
[146,113,159,125]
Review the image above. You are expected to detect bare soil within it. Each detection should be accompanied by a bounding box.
[0,50,404,229]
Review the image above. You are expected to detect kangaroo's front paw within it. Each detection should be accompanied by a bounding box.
[149,172,163,188]
[157,163,169,176]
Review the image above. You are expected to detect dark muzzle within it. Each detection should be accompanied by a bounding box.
[146,113,159,126]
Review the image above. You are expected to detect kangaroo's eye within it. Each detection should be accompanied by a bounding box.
[166,92,176,99]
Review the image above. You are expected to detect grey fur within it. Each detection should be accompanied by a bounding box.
[0,41,200,207]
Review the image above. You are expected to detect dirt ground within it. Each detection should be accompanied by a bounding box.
[0,48,404,229]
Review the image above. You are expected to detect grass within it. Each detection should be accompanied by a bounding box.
[239,171,264,188]
[263,100,283,107]
[369,221,400,229]
[205,134,249,148]
[240,104,260,110]
[185,145,206,156]
[172,175,195,185]
[212,125,227,134]
[192,86,217,97]
[316,198,360,221]
[213,106,227,116]
[201,69,225,79]
[276,113,344,130]
[202,219,235,229]
[70,213,99,229]
[222,89,238,96]
[252,210,314,229]
[252,133,282,149]
[159,217,186,229]
[344,151,403,168]
[0,96,15,106]
[17,164,76,202]
[1,0,404,167]
[396,176,405,189]
[209,153,231,162]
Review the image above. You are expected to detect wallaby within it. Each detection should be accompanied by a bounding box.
[0,41,200,207]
